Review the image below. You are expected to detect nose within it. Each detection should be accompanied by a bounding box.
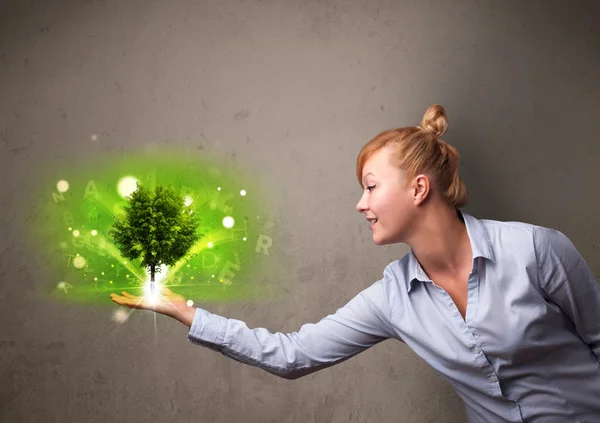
[356,192,368,213]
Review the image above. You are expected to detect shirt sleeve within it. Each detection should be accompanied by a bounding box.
[533,225,600,360]
[187,278,396,379]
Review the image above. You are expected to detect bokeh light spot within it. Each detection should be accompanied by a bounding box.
[240,189,246,196]
[222,216,234,228]
[73,256,86,269]
[118,176,139,198]
[57,180,69,193]
[111,309,129,323]
[72,230,80,237]
[56,281,72,292]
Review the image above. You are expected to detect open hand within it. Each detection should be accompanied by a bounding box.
[109,285,196,327]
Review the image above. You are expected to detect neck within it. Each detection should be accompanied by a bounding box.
[408,206,471,277]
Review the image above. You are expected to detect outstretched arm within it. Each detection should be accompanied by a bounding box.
[110,279,396,380]
[534,225,600,360]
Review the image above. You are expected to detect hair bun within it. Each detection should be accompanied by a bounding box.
[420,104,448,138]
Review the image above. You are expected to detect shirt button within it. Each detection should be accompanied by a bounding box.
[490,375,498,383]
[473,346,481,354]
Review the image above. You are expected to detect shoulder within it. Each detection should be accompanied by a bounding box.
[479,216,581,273]
[479,216,538,236]
[531,224,580,262]
[477,215,539,250]
[531,224,571,246]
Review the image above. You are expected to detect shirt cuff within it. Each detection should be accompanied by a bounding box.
[187,308,229,352]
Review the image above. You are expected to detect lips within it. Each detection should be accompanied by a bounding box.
[365,216,378,230]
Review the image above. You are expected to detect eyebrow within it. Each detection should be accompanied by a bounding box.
[362,172,375,184]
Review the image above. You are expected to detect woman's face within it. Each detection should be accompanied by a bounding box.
[356,146,420,245]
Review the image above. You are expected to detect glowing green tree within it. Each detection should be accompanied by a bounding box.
[109,182,202,292]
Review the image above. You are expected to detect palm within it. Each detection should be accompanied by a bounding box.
[110,285,186,317]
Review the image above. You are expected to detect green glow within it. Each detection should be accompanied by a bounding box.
[25,147,279,306]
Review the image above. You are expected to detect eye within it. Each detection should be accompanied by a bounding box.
[366,185,376,192]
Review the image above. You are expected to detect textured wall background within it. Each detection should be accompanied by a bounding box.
[1,0,600,422]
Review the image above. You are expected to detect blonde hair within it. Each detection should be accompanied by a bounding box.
[356,104,468,208]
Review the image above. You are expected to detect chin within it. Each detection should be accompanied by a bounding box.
[372,236,389,246]
[373,232,402,246]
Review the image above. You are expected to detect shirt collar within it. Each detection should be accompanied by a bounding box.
[405,209,495,292]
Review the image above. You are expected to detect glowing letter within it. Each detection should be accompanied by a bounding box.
[202,252,217,268]
[57,281,73,293]
[65,253,75,267]
[229,218,248,240]
[255,235,272,255]
[52,192,65,203]
[219,261,239,286]
[83,180,100,200]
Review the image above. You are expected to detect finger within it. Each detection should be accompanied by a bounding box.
[160,285,172,294]
[111,295,143,309]
[121,292,138,299]
[110,293,130,300]
[110,295,129,306]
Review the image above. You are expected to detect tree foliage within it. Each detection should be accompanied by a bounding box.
[109,182,202,282]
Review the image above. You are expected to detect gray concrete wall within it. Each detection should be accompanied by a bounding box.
[2,0,600,422]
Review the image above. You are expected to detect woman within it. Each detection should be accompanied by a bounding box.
[110,105,600,422]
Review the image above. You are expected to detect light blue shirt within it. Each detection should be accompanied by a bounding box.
[188,210,600,422]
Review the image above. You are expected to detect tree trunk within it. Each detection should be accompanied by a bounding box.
[150,265,156,294]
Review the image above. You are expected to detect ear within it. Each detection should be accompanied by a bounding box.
[413,174,430,205]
